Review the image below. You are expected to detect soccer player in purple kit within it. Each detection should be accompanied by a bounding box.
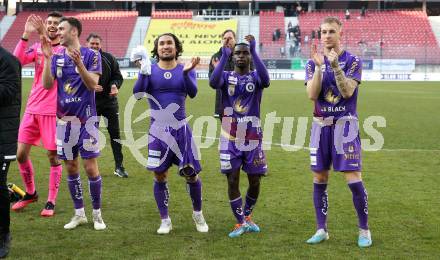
[133,33,208,235]
[210,35,270,238]
[304,17,372,247]
[41,17,106,231]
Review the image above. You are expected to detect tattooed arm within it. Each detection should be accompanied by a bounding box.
[327,48,358,99]
[333,66,358,99]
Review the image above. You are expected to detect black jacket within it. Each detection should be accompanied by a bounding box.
[208,48,235,79]
[0,46,22,161]
[95,50,123,106]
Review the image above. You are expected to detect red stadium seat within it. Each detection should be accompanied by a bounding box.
[297,10,440,64]
[0,11,138,58]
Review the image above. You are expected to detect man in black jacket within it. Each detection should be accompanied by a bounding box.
[87,33,128,178]
[0,45,21,258]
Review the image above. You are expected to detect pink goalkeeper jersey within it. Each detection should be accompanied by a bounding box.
[13,39,64,115]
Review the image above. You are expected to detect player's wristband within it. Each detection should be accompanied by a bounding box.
[21,37,29,41]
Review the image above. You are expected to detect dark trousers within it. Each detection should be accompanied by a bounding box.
[215,89,223,116]
[96,99,124,169]
[0,161,10,235]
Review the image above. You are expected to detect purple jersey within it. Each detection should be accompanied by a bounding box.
[219,71,266,140]
[133,63,200,174]
[305,50,362,120]
[51,47,102,122]
[140,63,196,122]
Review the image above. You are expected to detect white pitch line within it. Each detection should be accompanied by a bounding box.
[116,129,440,153]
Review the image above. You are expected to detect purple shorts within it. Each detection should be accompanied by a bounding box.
[309,117,362,172]
[56,119,100,160]
[219,137,267,175]
[147,124,201,176]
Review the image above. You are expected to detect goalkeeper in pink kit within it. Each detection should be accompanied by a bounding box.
[12,12,64,217]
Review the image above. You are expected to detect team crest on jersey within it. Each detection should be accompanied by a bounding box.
[245,82,255,92]
[324,89,340,104]
[164,72,172,79]
[228,85,235,96]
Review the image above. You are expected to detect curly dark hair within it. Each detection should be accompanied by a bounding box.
[151,33,183,61]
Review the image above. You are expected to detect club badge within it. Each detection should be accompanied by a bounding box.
[246,82,255,92]
[164,72,172,79]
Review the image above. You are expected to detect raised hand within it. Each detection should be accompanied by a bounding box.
[30,15,46,36]
[40,35,53,59]
[245,34,256,52]
[183,56,200,73]
[222,38,232,58]
[24,14,38,35]
[327,48,339,69]
[311,43,324,67]
[67,48,83,66]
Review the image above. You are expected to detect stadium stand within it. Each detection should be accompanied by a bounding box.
[125,16,151,58]
[298,10,440,64]
[259,10,286,58]
[151,10,192,19]
[0,11,137,58]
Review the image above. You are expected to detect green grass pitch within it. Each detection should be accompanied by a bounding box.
[6,78,440,259]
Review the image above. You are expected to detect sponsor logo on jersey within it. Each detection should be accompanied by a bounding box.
[324,89,340,104]
[63,80,77,95]
[147,157,161,167]
[220,160,232,170]
[233,97,248,114]
[345,153,360,160]
[228,75,238,85]
[149,150,162,157]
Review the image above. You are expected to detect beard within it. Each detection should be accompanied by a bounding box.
[48,34,58,41]
[159,55,175,61]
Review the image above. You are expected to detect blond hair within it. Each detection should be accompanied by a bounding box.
[321,16,342,28]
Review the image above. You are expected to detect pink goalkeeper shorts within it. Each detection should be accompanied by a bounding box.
[18,113,57,151]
